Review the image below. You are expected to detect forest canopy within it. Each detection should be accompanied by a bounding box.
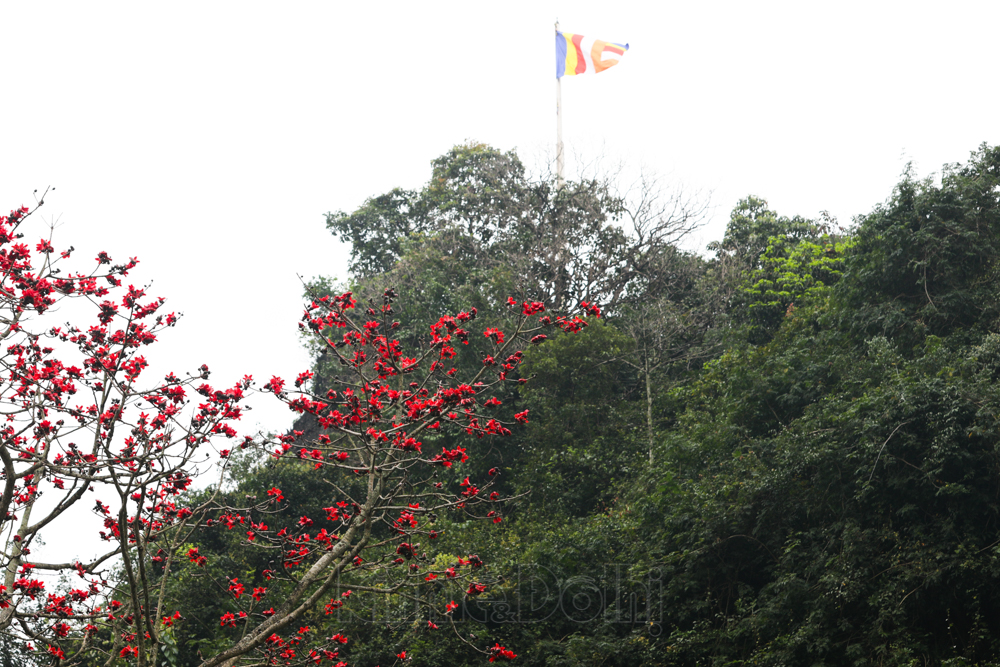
[7,142,1000,667]
[308,143,1000,666]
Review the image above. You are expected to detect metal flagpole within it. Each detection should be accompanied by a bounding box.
[555,20,565,190]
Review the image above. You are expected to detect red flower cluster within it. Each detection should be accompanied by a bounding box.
[489,643,517,662]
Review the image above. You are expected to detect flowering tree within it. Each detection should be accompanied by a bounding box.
[0,198,591,666]
[0,198,253,665]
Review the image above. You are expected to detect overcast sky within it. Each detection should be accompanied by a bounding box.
[3,1,999,560]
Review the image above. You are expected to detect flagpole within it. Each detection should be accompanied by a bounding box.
[555,20,565,190]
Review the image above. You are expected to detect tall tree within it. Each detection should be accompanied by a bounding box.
[325,143,706,316]
[705,195,825,320]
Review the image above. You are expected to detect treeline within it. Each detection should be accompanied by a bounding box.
[160,143,1000,666]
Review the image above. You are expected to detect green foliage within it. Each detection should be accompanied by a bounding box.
[328,142,706,319]
[653,325,1000,665]
[704,196,830,331]
[326,143,630,312]
[326,188,430,277]
[709,195,820,270]
[839,143,1000,349]
[634,145,1000,665]
[158,627,181,667]
[516,319,636,516]
[423,143,534,240]
[738,234,850,343]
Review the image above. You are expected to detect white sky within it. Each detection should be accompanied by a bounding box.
[2,1,999,562]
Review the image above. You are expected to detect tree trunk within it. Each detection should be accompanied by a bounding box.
[645,349,654,464]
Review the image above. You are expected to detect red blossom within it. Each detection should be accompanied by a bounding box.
[162,611,182,626]
[489,643,517,662]
[483,327,505,344]
[521,301,545,315]
[187,547,207,567]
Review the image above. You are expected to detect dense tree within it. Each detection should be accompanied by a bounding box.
[840,145,1000,348]
[326,143,706,315]
[637,144,1000,665]
[735,231,849,344]
[513,318,635,516]
[704,196,828,321]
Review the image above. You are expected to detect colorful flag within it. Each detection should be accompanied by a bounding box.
[556,31,629,78]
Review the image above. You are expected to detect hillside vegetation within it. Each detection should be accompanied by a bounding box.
[165,143,1000,667]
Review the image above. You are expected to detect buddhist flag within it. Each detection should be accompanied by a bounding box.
[556,31,629,78]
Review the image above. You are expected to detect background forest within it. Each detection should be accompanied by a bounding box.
[151,142,1000,666]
